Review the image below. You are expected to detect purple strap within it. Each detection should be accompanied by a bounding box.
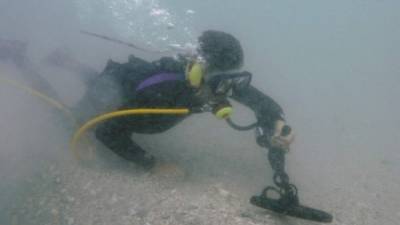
[136,73,184,91]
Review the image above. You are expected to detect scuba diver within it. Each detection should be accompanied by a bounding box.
[74,30,332,222]
[70,30,295,170]
[73,30,331,222]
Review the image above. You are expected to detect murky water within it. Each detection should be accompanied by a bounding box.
[1,0,400,224]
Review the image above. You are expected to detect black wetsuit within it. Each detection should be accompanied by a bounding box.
[92,55,283,168]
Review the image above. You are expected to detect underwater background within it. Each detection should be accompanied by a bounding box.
[0,0,399,224]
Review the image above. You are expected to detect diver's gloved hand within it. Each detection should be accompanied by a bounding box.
[269,120,295,152]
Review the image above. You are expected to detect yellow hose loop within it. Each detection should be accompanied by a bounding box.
[70,108,190,159]
[0,77,75,122]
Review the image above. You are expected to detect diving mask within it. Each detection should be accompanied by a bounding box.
[206,71,252,95]
[186,57,252,95]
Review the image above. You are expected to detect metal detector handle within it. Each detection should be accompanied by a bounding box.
[268,147,286,173]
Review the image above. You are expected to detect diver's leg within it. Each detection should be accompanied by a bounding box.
[44,49,99,82]
[18,59,62,100]
[0,39,62,101]
[95,117,155,169]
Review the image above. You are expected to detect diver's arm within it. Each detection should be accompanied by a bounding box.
[231,84,284,132]
[231,79,294,151]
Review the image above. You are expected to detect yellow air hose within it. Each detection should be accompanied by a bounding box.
[0,77,75,121]
[70,108,190,159]
[0,77,190,160]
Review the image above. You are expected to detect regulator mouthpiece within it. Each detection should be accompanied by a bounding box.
[212,100,233,119]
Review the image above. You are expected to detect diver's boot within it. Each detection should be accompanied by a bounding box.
[95,126,156,170]
[132,152,156,170]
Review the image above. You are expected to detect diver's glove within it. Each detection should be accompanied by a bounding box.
[269,120,295,152]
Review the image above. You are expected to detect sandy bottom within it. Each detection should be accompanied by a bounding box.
[3,144,400,225]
